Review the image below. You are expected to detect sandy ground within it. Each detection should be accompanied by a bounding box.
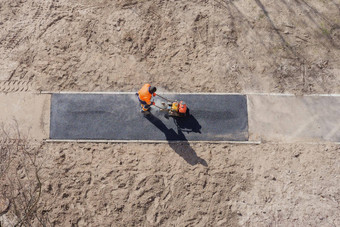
[7,142,338,226]
[1,0,340,226]
[1,0,339,93]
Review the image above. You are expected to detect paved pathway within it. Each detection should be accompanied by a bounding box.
[50,93,249,141]
[248,94,340,142]
[1,92,339,143]
[0,93,49,141]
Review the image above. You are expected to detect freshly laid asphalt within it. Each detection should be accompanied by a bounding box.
[50,93,249,141]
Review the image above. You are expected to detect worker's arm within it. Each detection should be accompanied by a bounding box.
[148,99,155,105]
[149,99,155,105]
[145,98,155,105]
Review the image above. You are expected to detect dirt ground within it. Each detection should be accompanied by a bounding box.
[1,0,340,226]
[1,0,339,94]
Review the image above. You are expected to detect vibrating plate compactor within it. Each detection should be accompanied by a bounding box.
[155,94,187,117]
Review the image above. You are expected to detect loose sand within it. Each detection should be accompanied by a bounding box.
[1,0,339,226]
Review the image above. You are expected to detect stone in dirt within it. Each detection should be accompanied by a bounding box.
[0,196,10,215]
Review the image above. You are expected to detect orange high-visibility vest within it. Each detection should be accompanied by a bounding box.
[138,84,152,105]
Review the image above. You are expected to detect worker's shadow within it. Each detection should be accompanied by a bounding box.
[144,113,207,166]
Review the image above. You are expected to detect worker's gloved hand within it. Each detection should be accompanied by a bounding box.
[153,93,157,97]
[152,102,155,105]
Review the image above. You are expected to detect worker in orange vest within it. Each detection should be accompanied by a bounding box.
[136,84,157,113]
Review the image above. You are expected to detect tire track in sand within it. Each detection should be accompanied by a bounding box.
[0,80,32,93]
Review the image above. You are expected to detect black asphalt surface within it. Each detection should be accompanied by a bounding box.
[50,93,249,141]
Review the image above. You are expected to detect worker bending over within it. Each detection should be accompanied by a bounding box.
[137,84,157,113]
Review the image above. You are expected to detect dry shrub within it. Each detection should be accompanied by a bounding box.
[0,122,50,226]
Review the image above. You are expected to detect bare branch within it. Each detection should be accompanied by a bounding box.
[0,121,50,226]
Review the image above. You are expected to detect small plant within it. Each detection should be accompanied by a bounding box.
[320,24,330,36]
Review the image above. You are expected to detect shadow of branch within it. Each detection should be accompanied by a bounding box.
[254,0,303,59]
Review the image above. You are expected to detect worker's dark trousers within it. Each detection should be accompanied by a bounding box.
[141,104,151,111]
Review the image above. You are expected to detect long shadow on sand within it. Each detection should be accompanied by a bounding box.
[144,112,207,166]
